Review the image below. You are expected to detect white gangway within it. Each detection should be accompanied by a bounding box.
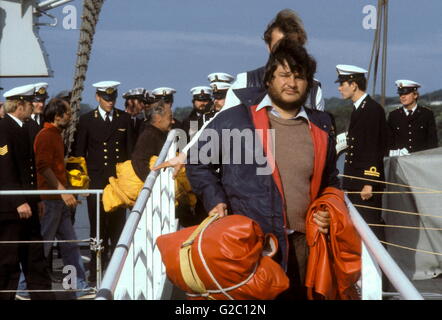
[96,129,423,300]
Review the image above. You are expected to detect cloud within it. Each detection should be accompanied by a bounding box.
[92,29,263,54]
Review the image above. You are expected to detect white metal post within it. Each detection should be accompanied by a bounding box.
[345,195,423,300]
[361,242,383,300]
[133,194,148,299]
[147,195,154,300]
[96,191,102,288]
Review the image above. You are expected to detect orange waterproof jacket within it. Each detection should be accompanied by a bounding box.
[157,214,289,300]
[305,187,361,300]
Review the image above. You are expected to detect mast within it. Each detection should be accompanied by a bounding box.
[367,0,389,107]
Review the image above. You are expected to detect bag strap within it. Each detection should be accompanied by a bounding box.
[179,214,219,297]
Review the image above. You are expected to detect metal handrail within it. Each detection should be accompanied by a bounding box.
[0,189,103,195]
[92,129,423,300]
[345,195,423,300]
[96,130,177,300]
[0,189,104,289]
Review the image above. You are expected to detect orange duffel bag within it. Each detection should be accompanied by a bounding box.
[156,214,289,300]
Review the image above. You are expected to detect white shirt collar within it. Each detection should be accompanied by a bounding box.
[7,113,24,127]
[403,104,417,114]
[354,93,368,110]
[98,106,113,121]
[256,94,309,122]
[31,113,40,125]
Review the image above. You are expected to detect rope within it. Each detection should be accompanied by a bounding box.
[191,215,259,300]
[369,224,442,231]
[185,264,259,298]
[379,240,442,257]
[346,191,442,194]
[354,204,442,219]
[65,0,106,157]
[1,288,96,293]
[338,173,442,193]
[0,239,90,245]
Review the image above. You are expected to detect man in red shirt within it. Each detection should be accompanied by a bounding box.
[34,98,93,299]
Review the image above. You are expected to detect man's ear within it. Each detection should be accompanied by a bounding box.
[350,81,358,92]
[150,113,159,125]
[95,94,100,103]
[265,79,271,88]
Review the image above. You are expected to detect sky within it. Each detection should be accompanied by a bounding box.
[1,0,442,110]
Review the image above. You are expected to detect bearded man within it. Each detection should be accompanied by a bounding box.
[185,38,339,299]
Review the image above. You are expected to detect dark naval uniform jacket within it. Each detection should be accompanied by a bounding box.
[387,105,438,153]
[182,109,205,139]
[130,114,145,142]
[74,107,135,188]
[26,114,45,145]
[0,114,37,221]
[343,94,388,191]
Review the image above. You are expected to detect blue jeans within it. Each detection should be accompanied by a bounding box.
[18,200,89,297]
[41,200,88,286]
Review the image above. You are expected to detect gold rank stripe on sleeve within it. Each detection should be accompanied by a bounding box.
[364,166,380,178]
[0,145,9,156]
[118,128,126,132]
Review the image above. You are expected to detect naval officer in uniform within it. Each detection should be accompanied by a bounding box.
[0,84,54,300]
[74,81,134,283]
[152,87,183,130]
[336,64,389,241]
[182,86,213,140]
[123,87,149,141]
[387,80,438,154]
[207,72,234,115]
[202,82,232,124]
[27,82,49,144]
[207,72,235,85]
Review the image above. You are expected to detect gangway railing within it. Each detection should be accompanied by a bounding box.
[345,195,423,300]
[95,128,423,300]
[96,130,177,300]
[0,188,103,295]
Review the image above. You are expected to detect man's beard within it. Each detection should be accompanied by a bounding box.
[268,86,308,112]
[214,101,223,111]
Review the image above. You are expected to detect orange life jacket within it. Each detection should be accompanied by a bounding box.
[305,187,361,300]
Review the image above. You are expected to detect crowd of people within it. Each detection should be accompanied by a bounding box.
[0,8,439,301]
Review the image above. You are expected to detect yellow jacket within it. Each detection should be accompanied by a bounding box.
[103,156,197,213]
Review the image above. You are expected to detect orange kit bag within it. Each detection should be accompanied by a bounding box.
[156,214,289,300]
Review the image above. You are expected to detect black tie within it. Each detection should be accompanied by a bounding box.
[105,112,111,125]
[407,110,413,118]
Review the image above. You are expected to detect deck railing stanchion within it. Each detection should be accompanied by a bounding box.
[95,191,102,289]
